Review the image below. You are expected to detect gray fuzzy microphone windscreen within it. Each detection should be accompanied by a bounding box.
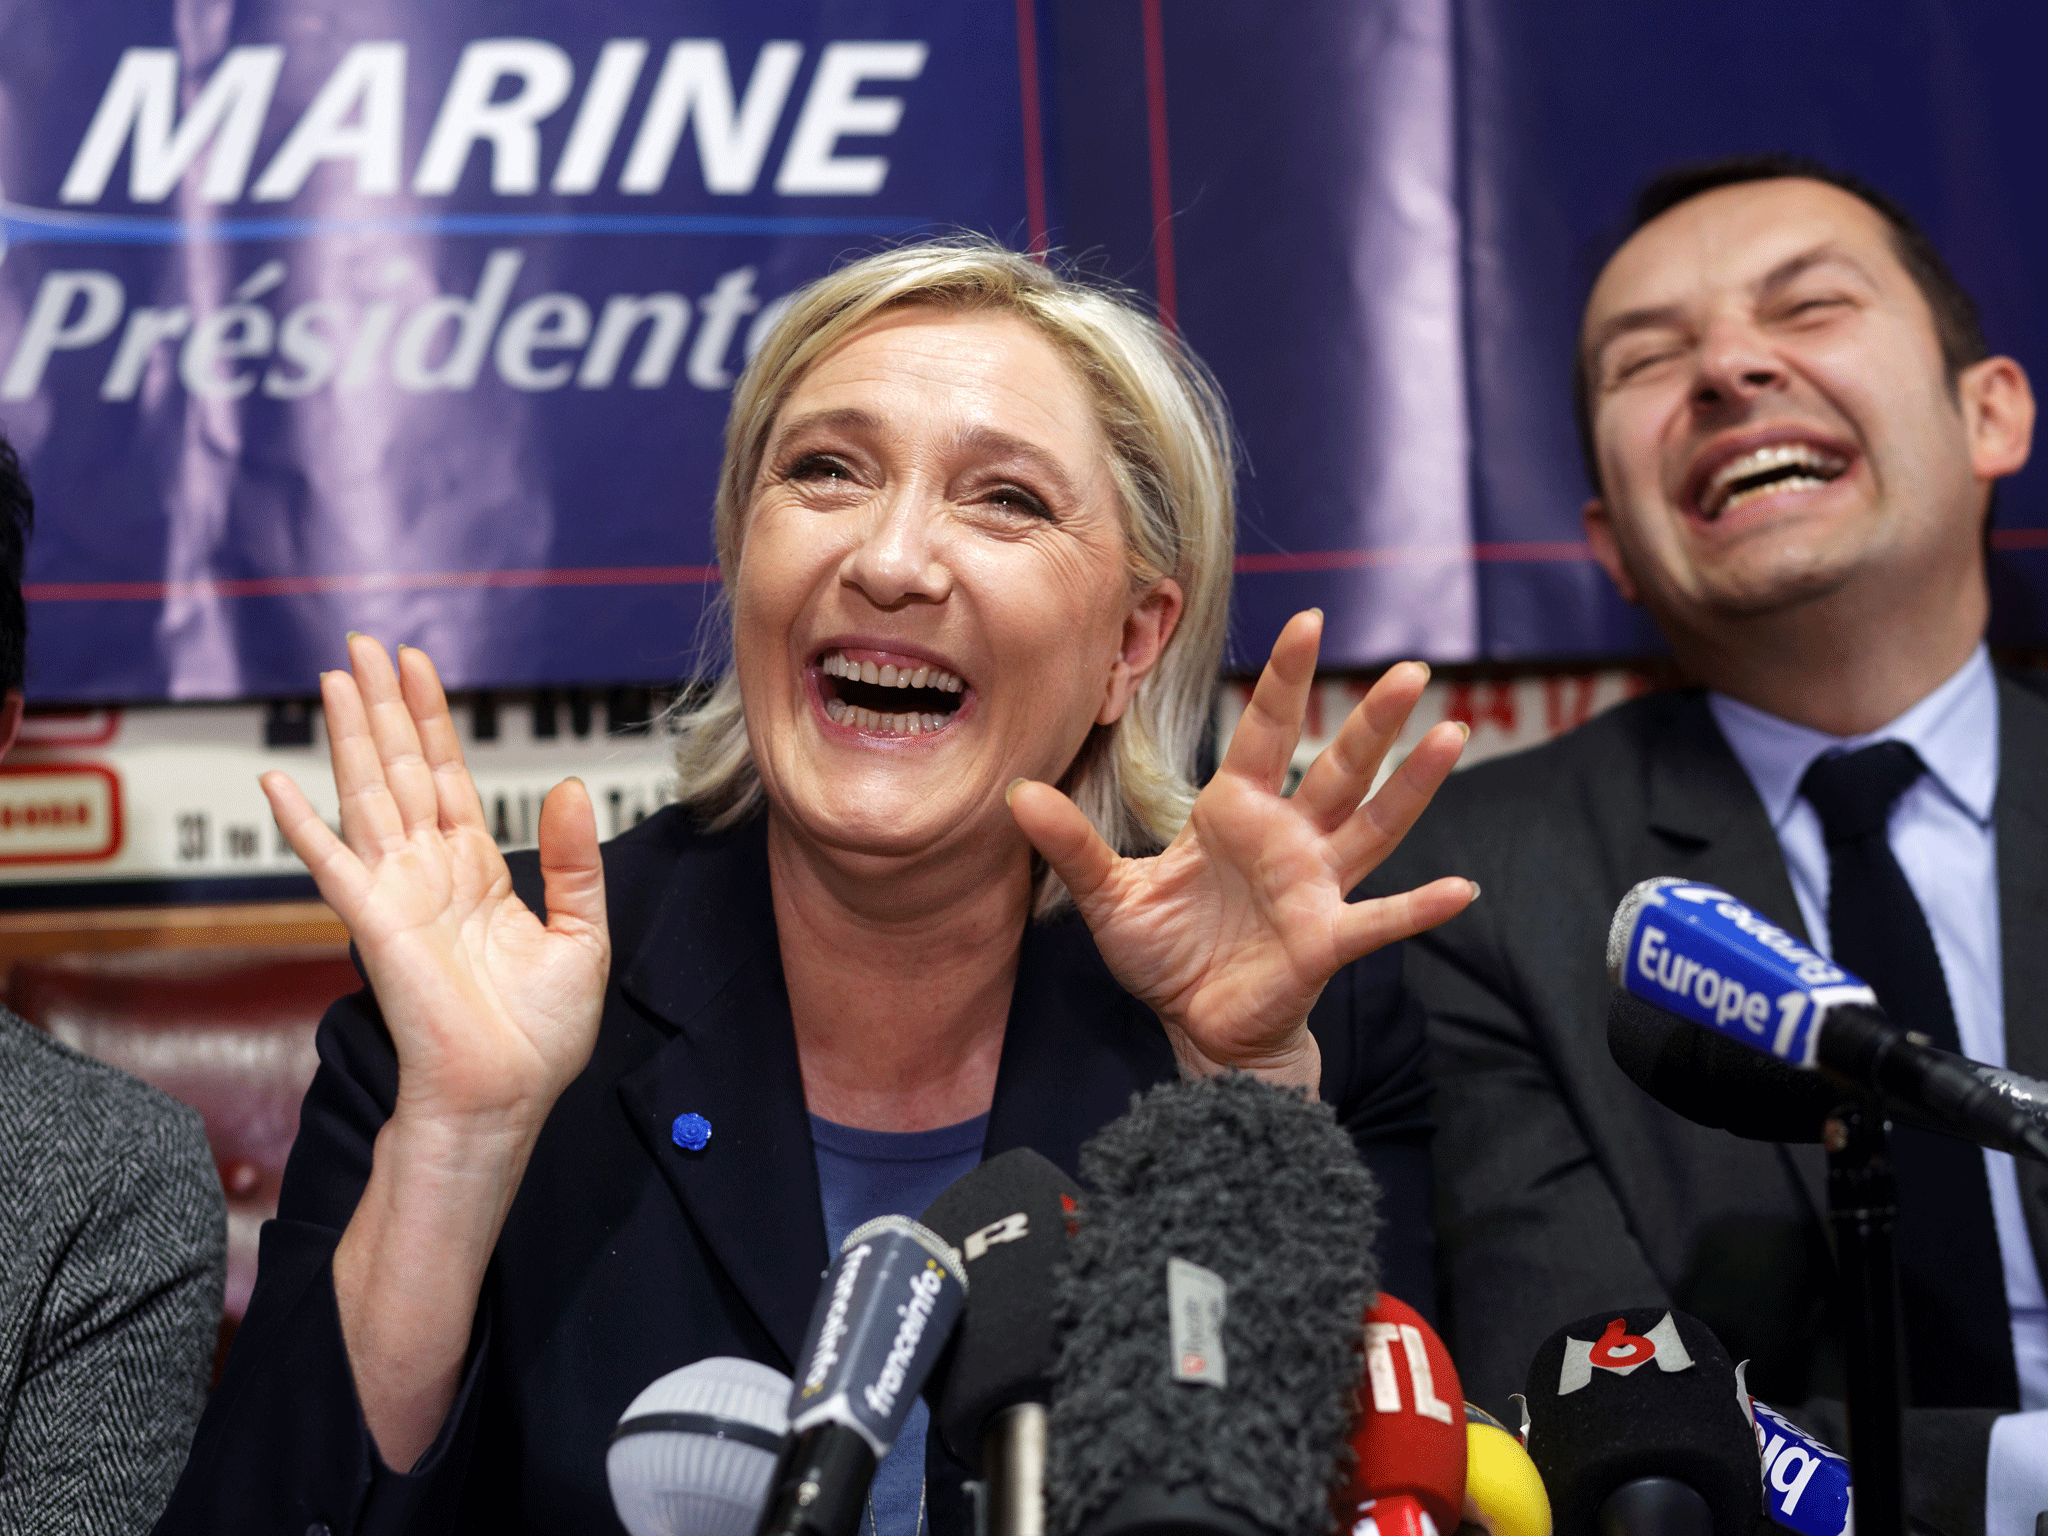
[1045,1072,1381,1536]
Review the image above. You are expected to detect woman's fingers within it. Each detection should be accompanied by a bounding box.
[261,769,373,917]
[1006,778,1119,907]
[1327,718,1468,881]
[1290,660,1431,832]
[350,635,442,838]
[1333,876,1479,966]
[398,645,488,834]
[322,665,408,856]
[1216,610,1323,793]
[536,778,608,941]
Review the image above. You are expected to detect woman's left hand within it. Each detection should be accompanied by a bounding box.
[1007,609,1476,1091]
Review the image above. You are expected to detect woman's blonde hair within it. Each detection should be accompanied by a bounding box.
[670,235,1236,916]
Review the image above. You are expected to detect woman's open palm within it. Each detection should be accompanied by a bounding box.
[260,637,611,1129]
[1009,610,1473,1084]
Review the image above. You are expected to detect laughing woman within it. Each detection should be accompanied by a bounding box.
[157,240,1475,1536]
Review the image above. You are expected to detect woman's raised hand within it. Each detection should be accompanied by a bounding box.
[1008,609,1474,1090]
[261,636,611,1132]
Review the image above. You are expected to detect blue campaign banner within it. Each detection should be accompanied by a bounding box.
[1043,0,2048,669]
[2,0,2046,699]
[1450,1,2048,661]
[0,0,1028,698]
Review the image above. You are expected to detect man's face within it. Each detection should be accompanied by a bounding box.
[1579,177,2024,633]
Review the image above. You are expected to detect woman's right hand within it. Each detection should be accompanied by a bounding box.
[261,634,611,1137]
[261,636,612,1470]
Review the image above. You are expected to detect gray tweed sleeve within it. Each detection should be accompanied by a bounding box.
[0,1026,227,1536]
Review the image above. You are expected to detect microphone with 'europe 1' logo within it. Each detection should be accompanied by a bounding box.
[1523,1307,1761,1535]
[917,1148,1081,1536]
[1606,877,2048,1162]
[1337,1293,1465,1536]
[754,1215,968,1536]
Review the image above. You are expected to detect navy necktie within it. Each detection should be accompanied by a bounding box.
[1800,740,2019,1408]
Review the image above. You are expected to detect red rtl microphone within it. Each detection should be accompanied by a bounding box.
[1336,1293,1466,1536]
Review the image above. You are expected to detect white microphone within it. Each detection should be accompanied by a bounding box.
[608,1357,792,1536]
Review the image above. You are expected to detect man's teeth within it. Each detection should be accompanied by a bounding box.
[1719,474,1832,517]
[820,652,965,693]
[1701,442,1847,516]
[823,697,950,735]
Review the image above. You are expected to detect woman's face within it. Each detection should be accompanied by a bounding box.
[733,306,1182,870]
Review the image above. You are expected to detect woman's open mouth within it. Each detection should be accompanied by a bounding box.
[817,649,968,736]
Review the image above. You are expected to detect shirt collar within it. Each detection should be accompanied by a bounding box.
[1707,645,1998,831]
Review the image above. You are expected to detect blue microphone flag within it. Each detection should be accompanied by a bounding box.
[1605,878,1876,1069]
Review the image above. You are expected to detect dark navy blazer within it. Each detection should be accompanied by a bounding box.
[156,808,1435,1536]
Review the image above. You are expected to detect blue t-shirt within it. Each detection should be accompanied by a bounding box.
[810,1112,989,1536]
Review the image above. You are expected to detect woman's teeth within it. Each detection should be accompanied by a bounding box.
[823,698,950,735]
[820,652,964,693]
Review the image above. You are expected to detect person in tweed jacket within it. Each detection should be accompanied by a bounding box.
[0,434,226,1533]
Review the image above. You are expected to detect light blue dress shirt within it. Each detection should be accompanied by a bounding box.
[1709,646,2048,1530]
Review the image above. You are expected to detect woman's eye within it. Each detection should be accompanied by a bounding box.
[786,452,854,482]
[986,485,1051,519]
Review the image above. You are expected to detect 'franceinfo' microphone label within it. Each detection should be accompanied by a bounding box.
[1607,878,1876,1068]
[788,1215,967,1458]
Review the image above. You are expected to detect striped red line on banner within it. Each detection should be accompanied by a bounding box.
[1015,0,1048,255]
[1140,0,1177,328]
[36,530,2048,603]
[1234,542,1591,573]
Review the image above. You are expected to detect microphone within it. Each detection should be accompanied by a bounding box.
[1045,1073,1381,1536]
[755,1215,969,1536]
[1460,1405,1551,1536]
[1611,985,2048,1147]
[1338,1293,1466,1536]
[1747,1398,1852,1535]
[1523,1307,1761,1535]
[918,1148,1081,1536]
[609,1357,793,1536]
[1606,878,2048,1162]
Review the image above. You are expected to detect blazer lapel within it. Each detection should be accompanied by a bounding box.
[1645,695,1808,933]
[1995,675,2048,1284]
[613,819,826,1370]
[983,912,1178,1182]
[1645,695,1828,1219]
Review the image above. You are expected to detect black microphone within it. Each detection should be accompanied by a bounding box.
[918,1148,1080,1536]
[1523,1307,1761,1535]
[1045,1073,1380,1536]
[1610,985,2048,1151]
[756,1216,968,1536]
[1607,877,2048,1163]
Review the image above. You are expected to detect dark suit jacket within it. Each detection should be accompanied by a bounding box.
[157,807,1436,1536]
[1367,677,2048,1535]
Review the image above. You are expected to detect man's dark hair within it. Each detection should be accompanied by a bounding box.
[0,434,32,695]
[1573,153,1990,493]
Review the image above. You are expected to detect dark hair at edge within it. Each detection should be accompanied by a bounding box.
[0,432,29,695]
[1571,152,1991,495]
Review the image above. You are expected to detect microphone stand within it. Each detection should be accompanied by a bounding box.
[980,1403,1047,1536]
[1823,1101,1903,1536]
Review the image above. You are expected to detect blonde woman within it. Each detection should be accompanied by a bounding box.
[160,239,1475,1536]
